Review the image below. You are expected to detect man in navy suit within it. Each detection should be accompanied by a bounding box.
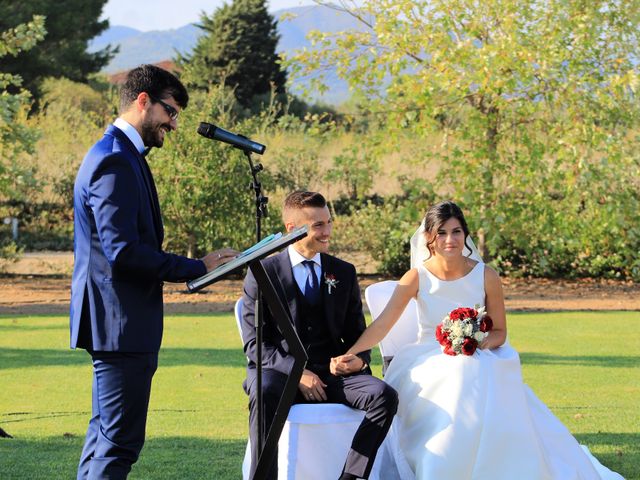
[241,191,398,480]
[70,64,237,479]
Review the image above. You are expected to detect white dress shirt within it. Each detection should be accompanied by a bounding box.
[113,117,146,155]
[288,245,321,295]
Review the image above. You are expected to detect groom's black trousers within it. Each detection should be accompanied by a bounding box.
[245,367,398,480]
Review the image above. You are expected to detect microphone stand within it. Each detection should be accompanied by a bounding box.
[194,129,305,479]
[244,150,269,241]
[243,148,268,462]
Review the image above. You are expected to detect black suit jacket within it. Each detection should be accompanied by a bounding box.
[240,249,371,378]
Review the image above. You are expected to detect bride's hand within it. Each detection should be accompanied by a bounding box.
[330,354,364,376]
[479,331,506,350]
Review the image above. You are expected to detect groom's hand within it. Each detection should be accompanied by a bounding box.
[299,369,327,402]
[330,354,364,376]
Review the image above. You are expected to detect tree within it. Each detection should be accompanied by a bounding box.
[326,145,380,201]
[178,0,286,108]
[0,14,45,199]
[290,0,640,278]
[0,15,45,260]
[0,0,114,100]
[16,77,115,250]
[151,86,284,258]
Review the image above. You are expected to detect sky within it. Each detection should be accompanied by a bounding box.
[101,0,317,31]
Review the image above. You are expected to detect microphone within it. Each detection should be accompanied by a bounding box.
[197,122,266,155]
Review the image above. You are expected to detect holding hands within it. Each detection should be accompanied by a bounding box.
[298,355,366,402]
[330,353,365,376]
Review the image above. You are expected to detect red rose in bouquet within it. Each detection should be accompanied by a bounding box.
[435,324,448,343]
[480,315,493,333]
[461,338,478,356]
[443,344,456,356]
[436,324,454,354]
[448,307,476,321]
[462,307,477,318]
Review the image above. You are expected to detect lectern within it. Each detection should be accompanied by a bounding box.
[187,226,308,480]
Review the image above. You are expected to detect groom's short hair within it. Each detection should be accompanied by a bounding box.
[282,191,327,222]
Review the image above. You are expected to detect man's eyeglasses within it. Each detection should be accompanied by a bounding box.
[148,94,179,121]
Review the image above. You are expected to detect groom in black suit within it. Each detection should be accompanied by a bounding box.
[241,191,398,480]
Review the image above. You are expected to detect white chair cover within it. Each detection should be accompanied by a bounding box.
[364,281,419,373]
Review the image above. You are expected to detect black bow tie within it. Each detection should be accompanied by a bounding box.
[142,147,152,157]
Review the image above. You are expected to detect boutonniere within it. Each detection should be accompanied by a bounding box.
[324,273,339,294]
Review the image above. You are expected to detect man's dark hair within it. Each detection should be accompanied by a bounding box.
[284,191,327,211]
[282,191,327,223]
[119,64,189,112]
[422,200,473,257]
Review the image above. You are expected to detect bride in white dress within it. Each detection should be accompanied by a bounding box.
[332,201,623,480]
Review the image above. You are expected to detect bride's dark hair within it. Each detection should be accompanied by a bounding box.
[423,201,473,256]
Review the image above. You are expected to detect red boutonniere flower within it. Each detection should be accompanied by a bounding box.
[324,273,339,294]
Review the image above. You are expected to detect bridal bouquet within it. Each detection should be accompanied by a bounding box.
[436,306,493,356]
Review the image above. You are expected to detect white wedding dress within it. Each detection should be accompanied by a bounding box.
[371,262,624,480]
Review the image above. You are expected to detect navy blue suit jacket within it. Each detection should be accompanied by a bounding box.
[70,125,206,352]
[241,250,371,378]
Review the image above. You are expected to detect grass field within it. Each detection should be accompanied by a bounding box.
[1,311,638,479]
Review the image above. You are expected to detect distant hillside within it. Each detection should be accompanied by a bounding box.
[93,25,140,46]
[89,5,364,104]
[89,24,201,73]
[107,60,179,85]
[275,5,366,52]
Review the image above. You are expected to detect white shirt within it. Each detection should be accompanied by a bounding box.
[113,117,146,155]
[287,245,321,295]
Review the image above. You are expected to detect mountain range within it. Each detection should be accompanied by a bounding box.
[89,5,363,104]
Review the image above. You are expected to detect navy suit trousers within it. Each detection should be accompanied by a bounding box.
[246,368,398,480]
[77,351,158,480]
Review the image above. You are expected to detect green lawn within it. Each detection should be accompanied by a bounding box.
[0,311,638,479]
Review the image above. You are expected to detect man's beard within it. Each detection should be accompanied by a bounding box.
[141,119,170,148]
